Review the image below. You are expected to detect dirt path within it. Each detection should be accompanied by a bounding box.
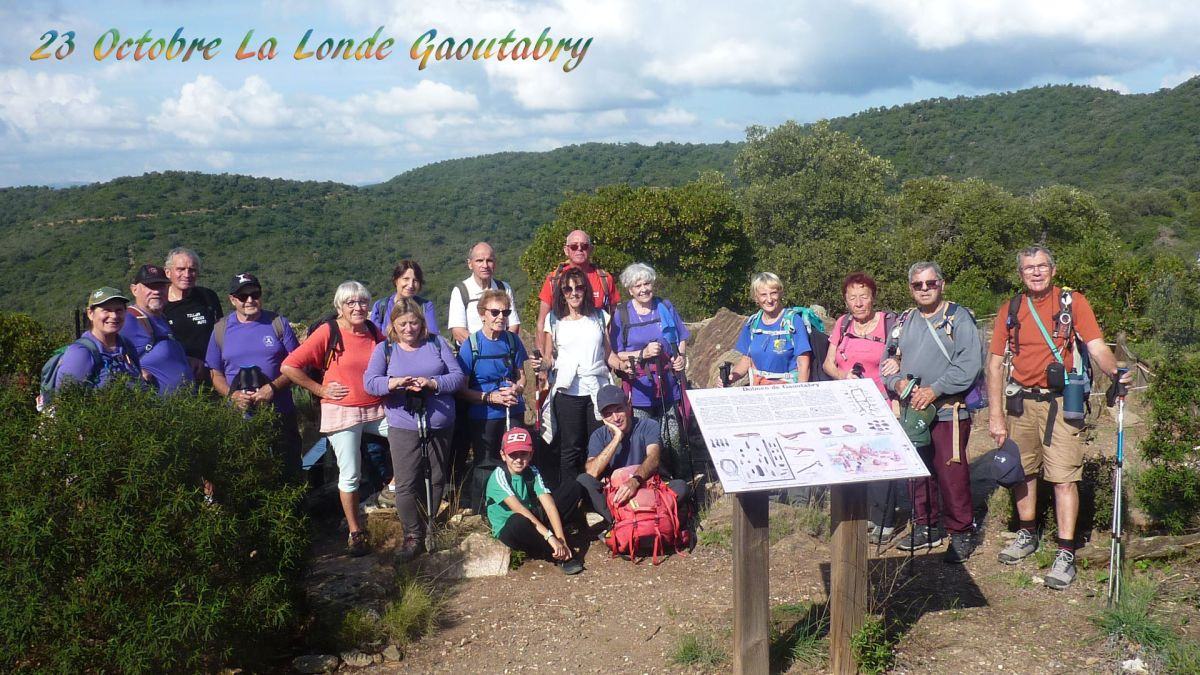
[318,399,1196,674]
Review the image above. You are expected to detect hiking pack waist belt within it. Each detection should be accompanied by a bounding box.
[1017,387,1060,402]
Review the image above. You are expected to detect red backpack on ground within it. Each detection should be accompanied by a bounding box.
[604,466,690,564]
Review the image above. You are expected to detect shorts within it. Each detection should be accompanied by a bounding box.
[1006,395,1086,483]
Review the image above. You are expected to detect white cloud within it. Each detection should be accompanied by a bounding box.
[356,80,479,115]
[646,107,698,126]
[1088,75,1130,94]
[0,69,136,145]
[151,75,292,146]
[1160,67,1200,88]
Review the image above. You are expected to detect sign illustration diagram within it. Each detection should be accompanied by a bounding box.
[688,379,930,493]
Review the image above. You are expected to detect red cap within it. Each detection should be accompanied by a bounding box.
[501,428,534,456]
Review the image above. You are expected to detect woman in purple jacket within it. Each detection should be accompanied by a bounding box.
[364,297,465,561]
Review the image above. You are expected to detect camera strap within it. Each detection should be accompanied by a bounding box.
[1027,296,1064,365]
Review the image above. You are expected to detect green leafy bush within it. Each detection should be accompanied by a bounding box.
[850,614,895,675]
[519,173,752,322]
[1136,354,1200,533]
[0,381,307,672]
[0,312,58,390]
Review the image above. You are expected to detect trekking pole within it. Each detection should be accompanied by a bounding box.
[502,354,514,432]
[719,362,732,388]
[414,393,436,553]
[1107,366,1129,607]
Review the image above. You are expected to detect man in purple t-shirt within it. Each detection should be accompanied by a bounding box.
[121,264,193,394]
[205,273,302,479]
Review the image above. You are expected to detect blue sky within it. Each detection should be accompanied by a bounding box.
[2,0,1199,188]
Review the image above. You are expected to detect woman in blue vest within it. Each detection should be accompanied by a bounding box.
[454,289,539,513]
[370,259,439,335]
[719,272,813,386]
[609,262,690,415]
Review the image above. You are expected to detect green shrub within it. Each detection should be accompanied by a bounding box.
[0,382,308,672]
[1136,354,1200,533]
[850,614,895,675]
[381,578,441,647]
[337,608,383,651]
[0,311,58,390]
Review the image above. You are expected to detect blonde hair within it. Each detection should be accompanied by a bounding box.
[749,272,783,300]
[386,297,428,343]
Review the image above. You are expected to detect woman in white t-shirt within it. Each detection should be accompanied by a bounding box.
[541,267,621,488]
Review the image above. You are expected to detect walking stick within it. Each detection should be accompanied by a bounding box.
[412,392,436,553]
[719,362,732,388]
[1107,366,1130,606]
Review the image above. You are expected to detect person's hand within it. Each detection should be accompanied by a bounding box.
[989,410,1008,446]
[1117,369,1134,385]
[613,477,640,506]
[230,390,253,411]
[251,383,274,404]
[893,377,910,397]
[910,386,937,410]
[547,534,571,560]
[321,380,349,400]
[490,388,519,407]
[880,358,900,377]
[671,354,685,372]
[844,369,859,380]
[527,355,542,373]
[642,341,662,359]
[409,377,436,392]
[603,419,624,443]
[388,376,414,391]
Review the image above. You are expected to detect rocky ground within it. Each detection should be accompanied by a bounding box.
[291,395,1200,674]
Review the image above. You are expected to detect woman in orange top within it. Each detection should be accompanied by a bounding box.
[282,281,387,557]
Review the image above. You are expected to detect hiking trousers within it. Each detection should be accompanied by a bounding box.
[460,418,508,513]
[388,427,452,541]
[551,392,600,489]
[908,417,974,534]
[498,477,583,558]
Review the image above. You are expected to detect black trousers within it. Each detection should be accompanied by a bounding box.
[550,393,600,489]
[497,477,582,558]
[273,412,303,485]
[460,418,508,513]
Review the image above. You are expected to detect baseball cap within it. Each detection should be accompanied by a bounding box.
[229,272,262,295]
[86,286,130,308]
[595,384,627,413]
[501,428,534,456]
[133,264,169,285]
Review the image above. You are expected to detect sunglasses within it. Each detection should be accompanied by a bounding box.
[560,284,585,294]
[566,243,591,252]
[485,308,513,317]
[910,280,942,291]
[233,291,262,301]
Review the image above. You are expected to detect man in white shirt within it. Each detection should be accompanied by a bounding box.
[447,242,521,345]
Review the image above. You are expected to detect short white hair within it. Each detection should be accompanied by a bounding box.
[750,272,783,298]
[165,247,200,271]
[619,262,656,290]
[332,280,370,312]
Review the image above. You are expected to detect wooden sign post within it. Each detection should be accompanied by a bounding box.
[829,483,868,674]
[732,491,770,673]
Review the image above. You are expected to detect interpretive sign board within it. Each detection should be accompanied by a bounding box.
[689,379,930,492]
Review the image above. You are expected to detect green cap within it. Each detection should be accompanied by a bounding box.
[86,286,130,308]
[899,404,938,447]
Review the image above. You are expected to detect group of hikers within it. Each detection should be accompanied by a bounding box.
[49,233,1131,589]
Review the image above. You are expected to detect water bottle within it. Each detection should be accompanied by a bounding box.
[1062,372,1086,420]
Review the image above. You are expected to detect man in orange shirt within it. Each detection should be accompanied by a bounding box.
[534,229,620,357]
[985,245,1132,589]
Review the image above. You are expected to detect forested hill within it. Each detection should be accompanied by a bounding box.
[830,78,1200,192]
[0,143,737,325]
[4,78,1200,325]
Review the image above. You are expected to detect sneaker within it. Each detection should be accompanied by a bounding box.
[347,531,370,557]
[869,525,898,545]
[1044,549,1076,590]
[943,531,976,563]
[997,528,1038,564]
[897,525,946,551]
[396,535,423,563]
[561,557,584,575]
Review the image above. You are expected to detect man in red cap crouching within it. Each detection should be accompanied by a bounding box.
[484,428,584,574]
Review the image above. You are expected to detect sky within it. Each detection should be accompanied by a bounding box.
[2,0,1199,188]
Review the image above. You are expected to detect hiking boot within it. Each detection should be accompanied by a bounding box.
[998,528,1039,564]
[1044,549,1076,590]
[943,531,976,564]
[347,531,370,557]
[896,525,945,551]
[396,536,424,563]
[560,557,584,575]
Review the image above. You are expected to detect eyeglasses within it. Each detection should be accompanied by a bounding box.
[566,243,591,252]
[560,284,585,295]
[484,308,513,317]
[234,291,261,302]
[910,280,942,291]
[1020,263,1052,275]
[343,299,369,307]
